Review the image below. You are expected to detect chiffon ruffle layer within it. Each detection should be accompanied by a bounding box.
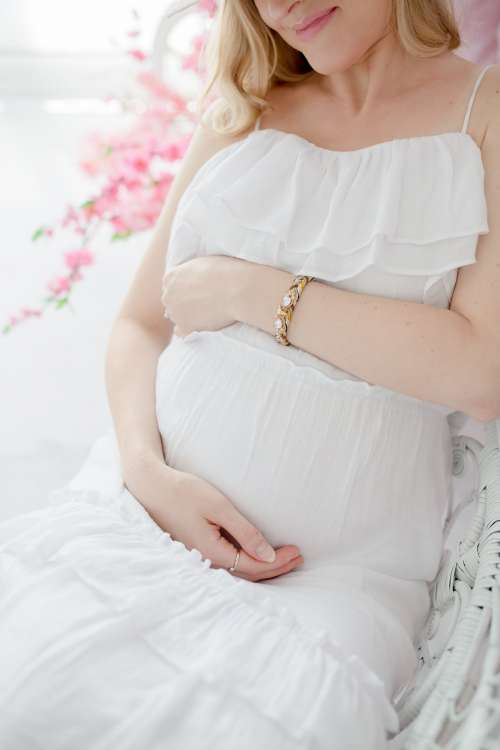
[165,128,489,310]
[0,481,398,750]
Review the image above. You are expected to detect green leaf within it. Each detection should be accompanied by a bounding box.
[104,145,113,156]
[111,230,132,241]
[32,227,45,241]
[80,199,95,209]
[55,297,69,309]
[2,325,12,334]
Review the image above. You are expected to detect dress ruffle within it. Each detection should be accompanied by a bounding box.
[164,129,489,287]
[0,475,400,749]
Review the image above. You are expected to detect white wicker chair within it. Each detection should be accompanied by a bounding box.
[151,0,203,82]
[391,417,500,749]
[152,5,500,746]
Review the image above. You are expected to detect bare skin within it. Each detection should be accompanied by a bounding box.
[256,53,487,151]
[251,0,488,151]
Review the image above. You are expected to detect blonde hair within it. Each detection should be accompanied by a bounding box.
[197,0,461,136]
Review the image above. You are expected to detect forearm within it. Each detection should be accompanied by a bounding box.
[104,317,178,491]
[232,262,495,421]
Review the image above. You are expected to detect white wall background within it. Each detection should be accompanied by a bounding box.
[0,1,200,521]
[0,0,173,92]
[0,109,148,520]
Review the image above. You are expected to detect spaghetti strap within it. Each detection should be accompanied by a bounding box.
[461,64,495,134]
[254,114,261,131]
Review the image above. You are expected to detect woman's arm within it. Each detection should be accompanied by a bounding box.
[105,110,247,495]
[230,263,495,421]
[162,234,498,422]
[229,70,500,423]
[104,317,176,496]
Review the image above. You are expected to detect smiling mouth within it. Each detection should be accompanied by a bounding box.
[293,6,338,33]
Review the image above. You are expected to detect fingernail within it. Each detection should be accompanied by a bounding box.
[256,543,276,562]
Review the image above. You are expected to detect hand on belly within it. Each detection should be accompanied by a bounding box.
[145,463,304,582]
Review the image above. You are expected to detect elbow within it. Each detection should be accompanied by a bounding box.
[468,369,500,423]
[471,406,500,424]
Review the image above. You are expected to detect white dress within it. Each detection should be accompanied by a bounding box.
[0,64,492,750]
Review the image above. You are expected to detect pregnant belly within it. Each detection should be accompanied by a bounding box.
[155,324,453,582]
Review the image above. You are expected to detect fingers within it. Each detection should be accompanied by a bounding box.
[210,500,284,564]
[244,554,304,581]
[203,523,303,580]
[230,546,304,581]
[183,518,303,582]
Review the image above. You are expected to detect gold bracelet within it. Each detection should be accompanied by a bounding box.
[274,275,314,346]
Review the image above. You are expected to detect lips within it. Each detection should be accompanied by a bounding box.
[293,6,337,33]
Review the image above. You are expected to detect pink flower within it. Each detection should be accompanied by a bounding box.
[61,205,80,228]
[130,155,148,173]
[111,216,130,233]
[81,159,100,176]
[128,49,147,61]
[13,10,217,336]
[20,307,42,318]
[121,177,142,190]
[158,141,187,161]
[80,201,97,219]
[151,174,173,204]
[107,179,167,234]
[136,71,170,99]
[47,276,71,295]
[64,248,94,269]
[182,35,207,72]
[198,0,217,16]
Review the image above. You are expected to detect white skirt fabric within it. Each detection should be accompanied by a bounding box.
[0,323,455,749]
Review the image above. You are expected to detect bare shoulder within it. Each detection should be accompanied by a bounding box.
[440,57,500,146]
[446,61,500,420]
[477,64,500,191]
[476,62,500,142]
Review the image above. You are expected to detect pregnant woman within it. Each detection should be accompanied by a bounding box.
[1,1,500,748]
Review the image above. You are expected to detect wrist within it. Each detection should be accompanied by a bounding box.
[230,259,293,335]
[122,450,184,506]
[121,444,171,486]
[121,441,163,473]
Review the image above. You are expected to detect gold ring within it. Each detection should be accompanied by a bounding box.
[228,548,240,573]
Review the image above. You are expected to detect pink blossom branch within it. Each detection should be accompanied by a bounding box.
[3,0,216,335]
